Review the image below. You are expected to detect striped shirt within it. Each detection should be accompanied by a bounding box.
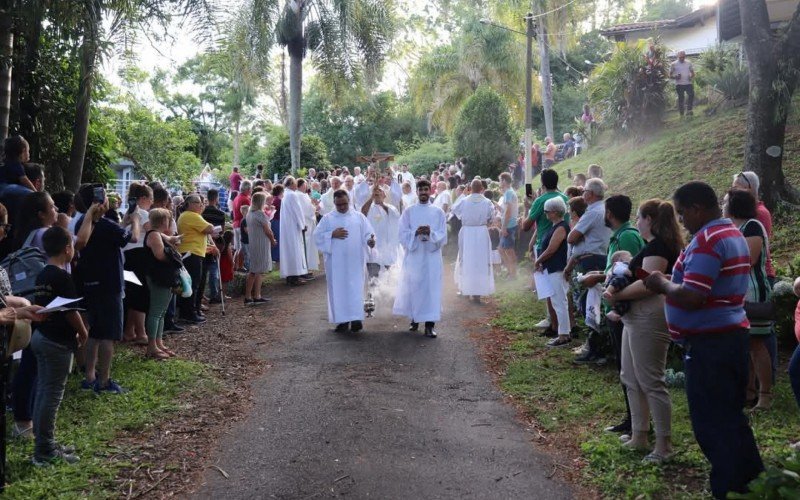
[666,219,750,339]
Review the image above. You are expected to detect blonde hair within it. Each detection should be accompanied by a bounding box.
[250,192,267,212]
[149,208,172,230]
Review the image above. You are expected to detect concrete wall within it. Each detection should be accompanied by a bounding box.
[624,20,718,55]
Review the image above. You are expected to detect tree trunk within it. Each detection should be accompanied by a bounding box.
[288,46,303,174]
[279,49,288,128]
[65,0,101,192]
[739,0,800,209]
[535,7,554,140]
[0,13,12,141]
[232,117,241,167]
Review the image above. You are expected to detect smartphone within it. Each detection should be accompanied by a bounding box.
[126,200,137,215]
[525,183,533,199]
[635,268,650,280]
[92,186,105,204]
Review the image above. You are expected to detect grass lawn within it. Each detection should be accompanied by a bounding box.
[2,347,212,499]
[491,276,800,499]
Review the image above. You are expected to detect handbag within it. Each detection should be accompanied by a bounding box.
[744,300,775,321]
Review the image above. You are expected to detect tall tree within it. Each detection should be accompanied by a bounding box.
[246,0,395,173]
[739,0,800,209]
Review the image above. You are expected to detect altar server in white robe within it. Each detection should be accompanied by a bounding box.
[279,176,309,285]
[314,189,376,333]
[297,179,319,272]
[451,179,495,302]
[360,184,400,277]
[393,179,447,338]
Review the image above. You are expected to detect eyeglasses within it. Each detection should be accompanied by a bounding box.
[737,172,752,189]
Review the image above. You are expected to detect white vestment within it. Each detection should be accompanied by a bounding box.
[314,210,375,324]
[300,192,319,271]
[399,171,415,186]
[353,181,371,210]
[393,202,447,323]
[320,189,336,215]
[364,202,400,267]
[451,193,495,296]
[433,189,452,214]
[401,192,417,211]
[279,189,309,278]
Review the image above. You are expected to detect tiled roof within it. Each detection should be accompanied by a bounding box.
[600,5,716,36]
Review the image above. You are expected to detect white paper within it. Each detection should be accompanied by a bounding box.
[533,270,554,300]
[40,296,82,314]
[123,270,142,286]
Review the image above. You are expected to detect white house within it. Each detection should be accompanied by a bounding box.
[601,1,799,57]
[110,158,143,207]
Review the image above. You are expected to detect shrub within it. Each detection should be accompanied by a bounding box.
[698,44,749,102]
[452,85,515,179]
[395,141,455,177]
[588,39,668,133]
[262,133,331,179]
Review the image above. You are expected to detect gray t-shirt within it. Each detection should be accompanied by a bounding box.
[670,60,694,86]
[570,200,611,257]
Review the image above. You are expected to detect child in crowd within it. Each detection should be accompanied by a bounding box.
[31,226,88,466]
[602,250,634,322]
[219,230,235,297]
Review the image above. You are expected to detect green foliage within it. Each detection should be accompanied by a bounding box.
[698,45,749,101]
[3,348,210,498]
[534,84,587,140]
[395,140,455,176]
[302,84,426,165]
[730,452,800,499]
[104,102,201,184]
[452,86,514,179]
[638,0,694,21]
[588,39,669,133]
[263,132,331,178]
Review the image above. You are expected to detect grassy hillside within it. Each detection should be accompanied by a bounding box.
[551,104,800,264]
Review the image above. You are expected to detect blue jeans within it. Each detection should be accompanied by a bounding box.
[30,331,73,459]
[207,257,220,301]
[684,330,763,499]
[789,343,800,408]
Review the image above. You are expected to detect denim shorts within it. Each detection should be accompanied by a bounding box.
[86,292,124,341]
[500,229,517,249]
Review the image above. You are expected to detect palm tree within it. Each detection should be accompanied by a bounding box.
[408,19,529,134]
[245,0,394,173]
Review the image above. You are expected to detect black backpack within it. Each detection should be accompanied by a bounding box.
[0,231,47,300]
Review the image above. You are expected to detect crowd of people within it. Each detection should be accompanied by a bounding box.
[1,130,800,500]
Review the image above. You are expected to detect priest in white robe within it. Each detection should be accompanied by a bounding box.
[451,179,495,302]
[393,179,447,338]
[320,176,343,215]
[314,189,375,333]
[360,184,400,277]
[279,176,309,285]
[298,179,319,272]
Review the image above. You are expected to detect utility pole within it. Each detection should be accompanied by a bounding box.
[524,13,534,181]
[534,2,554,141]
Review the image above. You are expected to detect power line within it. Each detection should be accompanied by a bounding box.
[528,0,581,20]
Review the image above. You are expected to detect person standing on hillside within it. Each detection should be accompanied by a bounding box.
[394,180,447,338]
[670,50,695,117]
[543,137,557,169]
[645,181,763,499]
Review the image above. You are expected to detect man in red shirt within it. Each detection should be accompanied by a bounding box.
[229,167,243,201]
[232,180,252,261]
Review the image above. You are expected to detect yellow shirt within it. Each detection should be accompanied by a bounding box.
[177,211,211,257]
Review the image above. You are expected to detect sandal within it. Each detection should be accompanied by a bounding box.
[642,451,674,464]
[751,391,773,412]
[160,348,177,357]
[145,351,170,361]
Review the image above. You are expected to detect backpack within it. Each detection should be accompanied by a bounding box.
[0,231,47,300]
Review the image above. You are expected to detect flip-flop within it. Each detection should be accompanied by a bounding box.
[642,451,674,464]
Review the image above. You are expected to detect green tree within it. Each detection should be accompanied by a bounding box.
[245,0,395,173]
[395,140,454,176]
[452,86,514,179]
[638,0,693,21]
[408,19,527,134]
[262,132,331,179]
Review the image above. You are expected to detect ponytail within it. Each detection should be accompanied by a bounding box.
[640,198,684,257]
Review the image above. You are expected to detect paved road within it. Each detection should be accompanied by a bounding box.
[197,272,572,499]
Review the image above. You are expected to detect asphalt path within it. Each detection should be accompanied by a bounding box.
[197,270,572,499]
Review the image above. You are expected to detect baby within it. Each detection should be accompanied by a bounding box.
[603,250,634,322]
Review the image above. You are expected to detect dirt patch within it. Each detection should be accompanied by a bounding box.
[466,300,600,500]
[108,277,298,499]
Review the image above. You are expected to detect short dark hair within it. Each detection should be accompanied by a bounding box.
[52,190,74,213]
[541,169,559,190]
[153,186,169,205]
[207,188,219,203]
[271,184,284,196]
[24,163,44,183]
[673,181,719,210]
[416,179,431,190]
[725,189,757,219]
[42,226,72,257]
[3,135,27,161]
[333,189,349,200]
[605,195,633,223]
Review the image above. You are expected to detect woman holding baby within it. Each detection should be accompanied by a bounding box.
[605,199,683,463]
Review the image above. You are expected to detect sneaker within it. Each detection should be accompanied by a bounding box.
[12,423,32,439]
[573,352,598,365]
[80,379,97,391]
[163,323,185,334]
[350,320,363,333]
[546,337,571,348]
[594,356,608,366]
[604,421,632,434]
[539,328,558,338]
[32,449,80,467]
[252,297,271,305]
[534,318,551,329]
[56,443,77,454]
[96,379,128,395]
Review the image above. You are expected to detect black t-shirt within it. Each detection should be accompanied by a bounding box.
[629,237,679,277]
[34,265,79,349]
[202,205,226,228]
[240,218,249,245]
[74,216,131,294]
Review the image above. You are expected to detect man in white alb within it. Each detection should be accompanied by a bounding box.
[432,180,451,216]
[314,190,375,333]
[393,179,447,338]
[279,176,309,286]
[401,182,417,212]
[321,176,343,215]
[399,164,415,186]
[361,184,400,278]
[297,179,319,274]
[452,179,494,302]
